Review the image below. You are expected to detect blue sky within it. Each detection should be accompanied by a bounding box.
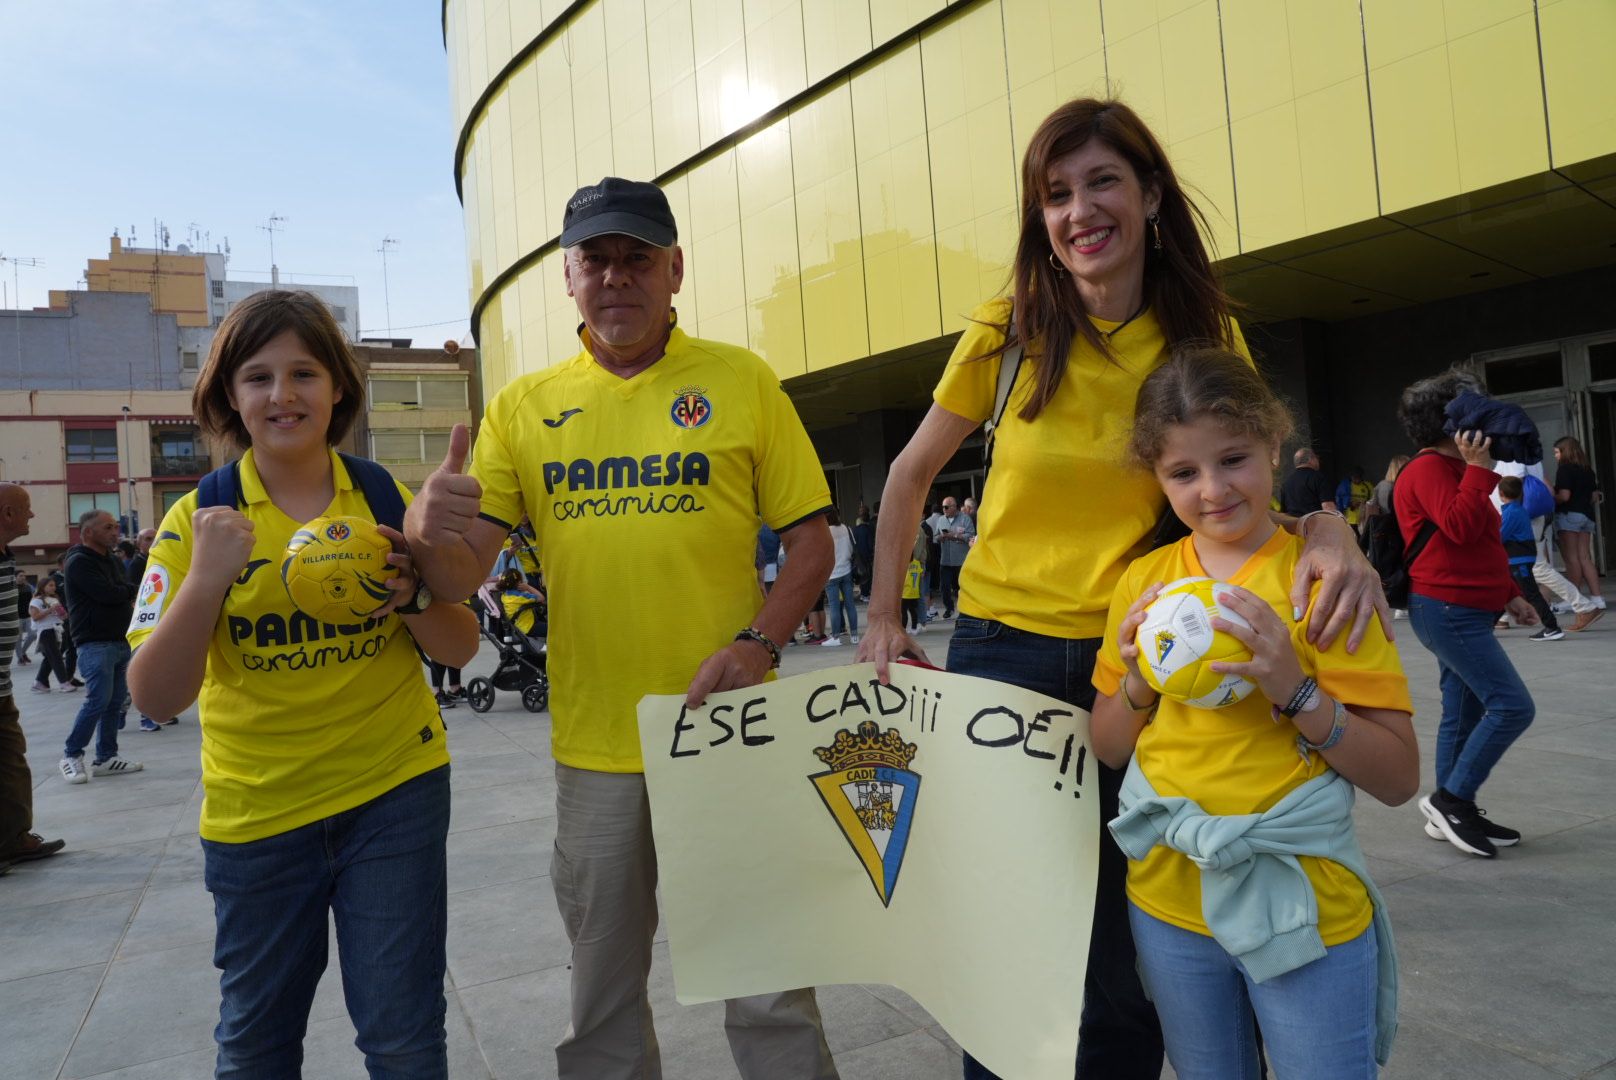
[1,1,471,345]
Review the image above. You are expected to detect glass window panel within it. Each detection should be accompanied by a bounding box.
[1589,341,1616,384]
[421,431,452,463]
[1485,352,1562,395]
[372,432,424,463]
[370,378,419,406]
[65,428,119,462]
[420,379,468,408]
[68,492,121,523]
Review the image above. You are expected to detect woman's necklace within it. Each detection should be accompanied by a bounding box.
[1099,297,1149,339]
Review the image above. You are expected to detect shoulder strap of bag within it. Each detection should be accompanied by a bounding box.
[1394,451,1440,569]
[196,460,244,510]
[337,453,406,532]
[982,306,1024,479]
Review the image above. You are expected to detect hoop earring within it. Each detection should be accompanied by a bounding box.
[1148,211,1163,252]
[1047,250,1065,275]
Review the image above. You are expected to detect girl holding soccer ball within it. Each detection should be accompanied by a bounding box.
[1090,349,1419,1079]
[127,290,478,1078]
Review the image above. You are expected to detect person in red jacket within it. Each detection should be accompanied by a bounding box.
[1394,370,1539,860]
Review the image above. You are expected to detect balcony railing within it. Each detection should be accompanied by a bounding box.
[152,453,211,477]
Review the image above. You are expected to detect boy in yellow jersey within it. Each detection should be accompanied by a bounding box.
[405,178,841,1080]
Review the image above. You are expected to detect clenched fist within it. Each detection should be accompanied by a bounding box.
[191,506,257,590]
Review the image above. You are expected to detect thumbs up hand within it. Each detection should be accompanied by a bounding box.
[404,423,484,553]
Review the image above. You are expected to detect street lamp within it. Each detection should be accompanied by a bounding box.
[121,404,138,536]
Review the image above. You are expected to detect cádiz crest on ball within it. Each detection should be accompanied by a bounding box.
[1135,577,1256,709]
[280,515,397,623]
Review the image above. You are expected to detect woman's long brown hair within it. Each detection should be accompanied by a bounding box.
[988,98,1236,421]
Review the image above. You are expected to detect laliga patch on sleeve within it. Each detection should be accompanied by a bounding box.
[130,566,170,630]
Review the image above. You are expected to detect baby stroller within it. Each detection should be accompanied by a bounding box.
[465,584,550,714]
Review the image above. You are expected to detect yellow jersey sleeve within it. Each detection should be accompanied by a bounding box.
[933,298,1013,423]
[1093,559,1148,698]
[127,493,199,650]
[1297,588,1413,715]
[752,363,833,530]
[470,386,526,530]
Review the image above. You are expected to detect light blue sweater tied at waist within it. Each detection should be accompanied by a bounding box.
[1110,757,1399,1065]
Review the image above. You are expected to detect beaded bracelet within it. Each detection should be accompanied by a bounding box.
[1295,698,1348,763]
[734,626,781,669]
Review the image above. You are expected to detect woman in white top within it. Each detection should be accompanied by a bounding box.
[29,579,75,693]
[823,508,858,645]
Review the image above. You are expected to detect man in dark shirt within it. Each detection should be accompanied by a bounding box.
[59,510,143,784]
[0,484,66,870]
[1280,448,1339,517]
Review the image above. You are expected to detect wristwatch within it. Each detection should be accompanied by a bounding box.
[394,580,433,616]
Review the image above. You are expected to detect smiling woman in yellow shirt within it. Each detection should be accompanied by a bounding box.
[126,291,477,1080]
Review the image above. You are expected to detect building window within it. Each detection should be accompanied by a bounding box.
[65,428,120,463]
[181,350,200,371]
[161,490,188,514]
[211,280,224,298]
[330,305,347,324]
[368,375,468,410]
[68,492,121,523]
[371,429,454,464]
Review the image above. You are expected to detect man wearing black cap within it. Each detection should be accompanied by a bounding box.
[406,178,840,1079]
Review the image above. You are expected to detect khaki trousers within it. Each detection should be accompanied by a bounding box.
[0,694,34,852]
[552,762,839,1080]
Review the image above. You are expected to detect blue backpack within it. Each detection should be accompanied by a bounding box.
[196,453,405,530]
[1521,474,1556,520]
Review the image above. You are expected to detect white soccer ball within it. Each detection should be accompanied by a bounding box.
[1135,577,1256,709]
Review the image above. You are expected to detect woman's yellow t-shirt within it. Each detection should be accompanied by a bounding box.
[933,298,1248,639]
[127,448,448,844]
[1094,529,1412,943]
[500,590,544,636]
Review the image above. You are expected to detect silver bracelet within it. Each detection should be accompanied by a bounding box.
[1296,508,1347,538]
[1296,698,1348,763]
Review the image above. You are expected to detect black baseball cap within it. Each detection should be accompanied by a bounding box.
[560,177,677,248]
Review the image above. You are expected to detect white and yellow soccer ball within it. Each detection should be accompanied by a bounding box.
[280,515,397,623]
[1135,577,1256,709]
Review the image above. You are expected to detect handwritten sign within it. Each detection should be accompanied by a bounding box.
[638,663,1097,1080]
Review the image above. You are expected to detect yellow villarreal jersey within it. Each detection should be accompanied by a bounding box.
[127,448,447,844]
[934,298,1250,639]
[1094,529,1412,943]
[470,322,830,773]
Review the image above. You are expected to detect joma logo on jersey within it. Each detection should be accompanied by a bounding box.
[541,451,711,495]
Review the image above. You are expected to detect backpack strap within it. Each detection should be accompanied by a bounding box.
[982,306,1024,479]
[337,453,406,532]
[1403,520,1438,569]
[196,460,244,510]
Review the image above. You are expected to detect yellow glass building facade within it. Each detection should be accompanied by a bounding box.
[446,0,1616,556]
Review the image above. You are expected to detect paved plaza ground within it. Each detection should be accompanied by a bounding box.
[4,604,1615,1079]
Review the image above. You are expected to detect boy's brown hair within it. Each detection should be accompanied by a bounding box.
[192,290,365,450]
[1497,475,1524,500]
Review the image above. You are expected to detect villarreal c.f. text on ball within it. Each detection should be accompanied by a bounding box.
[280,515,397,624]
[1135,577,1256,709]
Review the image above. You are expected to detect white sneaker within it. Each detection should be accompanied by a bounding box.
[30,684,49,694]
[1551,601,1574,615]
[819,637,842,647]
[1595,597,1608,610]
[850,634,860,644]
[59,757,88,785]
[89,757,142,777]
[57,684,79,694]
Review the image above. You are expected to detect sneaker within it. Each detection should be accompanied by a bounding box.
[57,684,80,695]
[850,634,860,644]
[138,718,163,733]
[158,716,178,726]
[1528,627,1565,641]
[1418,791,1497,858]
[450,687,467,700]
[59,757,88,785]
[1595,596,1608,610]
[1423,813,1521,847]
[70,678,85,688]
[30,684,49,694]
[1551,601,1574,614]
[1570,608,1605,633]
[89,757,142,778]
[820,636,842,647]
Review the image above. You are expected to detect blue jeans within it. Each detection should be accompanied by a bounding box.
[1129,905,1377,1080]
[203,765,451,1079]
[947,616,1163,1080]
[63,640,129,762]
[1407,594,1535,801]
[825,573,858,638]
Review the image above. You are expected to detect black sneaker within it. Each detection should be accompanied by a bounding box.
[1419,790,1497,858]
[1424,806,1520,847]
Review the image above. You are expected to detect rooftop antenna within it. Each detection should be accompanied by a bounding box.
[377,235,400,338]
[260,213,287,286]
[1,253,45,381]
